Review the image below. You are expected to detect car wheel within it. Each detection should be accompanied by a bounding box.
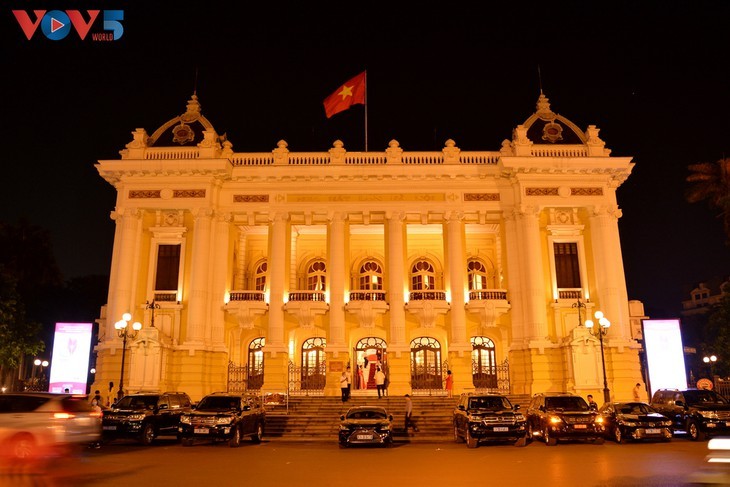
[229,426,241,448]
[594,436,605,445]
[514,436,528,447]
[453,424,463,443]
[251,423,263,444]
[181,437,194,447]
[9,434,36,459]
[140,424,155,446]
[544,428,557,446]
[613,426,623,444]
[339,441,348,449]
[688,421,706,441]
[466,428,478,449]
[527,422,535,441]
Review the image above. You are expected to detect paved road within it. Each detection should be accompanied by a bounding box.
[0,436,723,487]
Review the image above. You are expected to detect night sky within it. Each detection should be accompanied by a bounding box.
[2,2,729,318]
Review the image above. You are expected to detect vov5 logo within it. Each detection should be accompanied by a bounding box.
[12,10,124,41]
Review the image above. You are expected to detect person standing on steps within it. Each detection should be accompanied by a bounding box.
[345,366,352,400]
[404,394,413,435]
[375,367,386,398]
[340,370,349,402]
[357,365,365,390]
[445,370,453,398]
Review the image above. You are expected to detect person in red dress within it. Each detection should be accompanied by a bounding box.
[445,370,453,398]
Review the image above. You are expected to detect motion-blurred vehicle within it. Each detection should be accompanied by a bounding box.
[686,437,730,485]
[178,392,265,447]
[453,393,528,448]
[0,393,102,460]
[338,406,393,448]
[598,401,672,443]
[526,392,605,446]
[102,391,192,445]
[651,389,730,441]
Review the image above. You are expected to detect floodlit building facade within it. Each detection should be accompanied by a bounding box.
[93,93,643,402]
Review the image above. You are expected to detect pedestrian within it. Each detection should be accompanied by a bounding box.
[587,394,597,410]
[375,367,386,398]
[91,389,102,407]
[357,365,365,390]
[633,383,642,402]
[340,370,349,402]
[404,394,413,435]
[445,370,453,398]
[345,366,352,400]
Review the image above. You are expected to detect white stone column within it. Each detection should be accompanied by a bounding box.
[209,212,231,348]
[328,212,347,349]
[185,208,213,345]
[503,210,526,344]
[517,206,548,342]
[267,213,288,349]
[445,212,468,348]
[235,229,247,290]
[108,207,141,336]
[589,205,630,340]
[386,213,407,347]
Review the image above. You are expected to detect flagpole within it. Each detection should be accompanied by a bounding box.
[364,70,368,152]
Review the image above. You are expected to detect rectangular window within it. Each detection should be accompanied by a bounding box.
[554,242,581,288]
[155,244,180,291]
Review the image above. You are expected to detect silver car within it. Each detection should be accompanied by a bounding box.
[0,393,102,460]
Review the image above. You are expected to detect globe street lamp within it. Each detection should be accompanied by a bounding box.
[585,310,611,403]
[703,355,718,379]
[115,313,142,401]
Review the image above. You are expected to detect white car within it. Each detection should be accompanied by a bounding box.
[0,392,102,460]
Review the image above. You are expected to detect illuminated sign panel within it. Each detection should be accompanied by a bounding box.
[642,319,688,398]
[48,322,93,394]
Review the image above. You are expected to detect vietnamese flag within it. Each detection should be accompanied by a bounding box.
[323,71,366,118]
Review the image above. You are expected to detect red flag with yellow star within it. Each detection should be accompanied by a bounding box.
[323,71,366,118]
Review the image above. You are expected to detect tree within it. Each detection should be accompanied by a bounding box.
[0,267,45,390]
[702,293,730,379]
[686,158,730,244]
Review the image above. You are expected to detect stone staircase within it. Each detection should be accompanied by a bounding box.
[263,393,532,442]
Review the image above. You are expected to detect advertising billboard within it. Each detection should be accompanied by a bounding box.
[642,319,688,398]
[48,322,93,394]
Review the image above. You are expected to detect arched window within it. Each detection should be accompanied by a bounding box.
[410,336,442,390]
[301,337,326,390]
[354,337,387,390]
[247,337,265,390]
[307,260,327,291]
[467,259,489,290]
[358,260,383,290]
[411,260,435,290]
[254,260,267,291]
[471,336,497,390]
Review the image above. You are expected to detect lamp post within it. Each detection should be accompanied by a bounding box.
[115,313,142,401]
[703,355,718,379]
[572,297,587,327]
[145,300,160,327]
[585,310,611,403]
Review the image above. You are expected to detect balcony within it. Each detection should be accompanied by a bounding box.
[348,290,387,302]
[346,290,389,329]
[223,290,268,329]
[409,290,447,301]
[405,289,450,328]
[465,288,511,329]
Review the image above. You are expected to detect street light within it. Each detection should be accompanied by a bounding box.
[115,312,142,401]
[145,300,160,327]
[703,355,718,379]
[585,310,611,403]
[572,297,588,327]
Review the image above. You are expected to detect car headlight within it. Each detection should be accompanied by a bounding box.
[216,417,233,425]
[594,416,605,424]
[549,415,563,425]
[515,414,525,421]
[340,425,350,431]
[380,425,391,431]
[700,411,719,419]
[617,419,636,426]
[129,413,146,421]
[180,416,191,424]
[662,420,673,427]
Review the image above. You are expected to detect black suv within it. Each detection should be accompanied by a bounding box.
[526,392,605,445]
[650,388,730,441]
[101,391,192,445]
[453,393,528,448]
[179,392,265,447]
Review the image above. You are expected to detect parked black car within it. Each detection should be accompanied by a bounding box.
[452,393,528,448]
[178,392,265,447]
[102,392,192,445]
[598,401,672,443]
[338,406,393,448]
[526,392,605,446]
[650,388,730,441]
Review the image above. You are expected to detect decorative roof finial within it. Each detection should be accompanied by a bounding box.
[536,92,553,118]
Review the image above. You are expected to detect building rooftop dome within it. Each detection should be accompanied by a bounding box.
[522,92,586,145]
[147,93,218,147]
